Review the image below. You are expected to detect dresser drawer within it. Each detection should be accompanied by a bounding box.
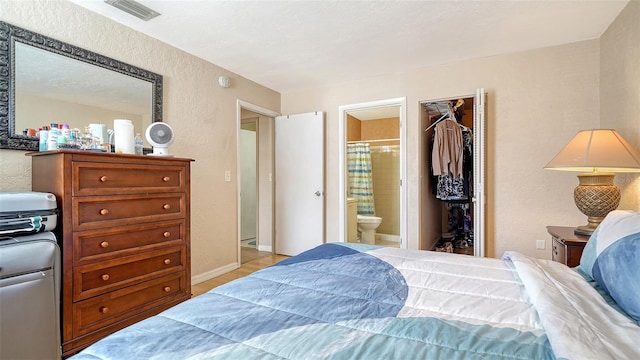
[73,194,185,231]
[74,246,185,300]
[73,162,186,196]
[73,273,185,337]
[74,221,185,265]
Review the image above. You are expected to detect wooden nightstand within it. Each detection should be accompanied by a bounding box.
[547,226,590,267]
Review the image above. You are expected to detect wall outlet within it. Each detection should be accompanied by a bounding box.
[224,170,231,182]
[536,240,546,250]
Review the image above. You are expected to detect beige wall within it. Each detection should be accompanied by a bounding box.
[0,0,637,278]
[0,0,280,281]
[283,3,640,258]
[600,0,640,212]
[282,39,602,258]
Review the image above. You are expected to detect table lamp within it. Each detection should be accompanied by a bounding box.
[545,129,640,235]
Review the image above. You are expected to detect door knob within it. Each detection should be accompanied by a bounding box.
[315,191,321,197]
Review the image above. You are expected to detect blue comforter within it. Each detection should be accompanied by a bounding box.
[72,243,555,359]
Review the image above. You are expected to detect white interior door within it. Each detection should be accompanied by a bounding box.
[275,112,325,256]
[473,88,486,257]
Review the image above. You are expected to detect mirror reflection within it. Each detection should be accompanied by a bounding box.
[0,21,162,151]
[15,42,151,144]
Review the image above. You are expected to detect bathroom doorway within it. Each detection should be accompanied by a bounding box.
[338,98,407,248]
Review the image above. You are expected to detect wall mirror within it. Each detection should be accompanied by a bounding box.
[0,21,163,151]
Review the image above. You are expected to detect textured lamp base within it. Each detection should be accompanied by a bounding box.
[575,222,602,236]
[573,173,620,235]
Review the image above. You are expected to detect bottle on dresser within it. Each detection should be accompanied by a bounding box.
[47,124,60,151]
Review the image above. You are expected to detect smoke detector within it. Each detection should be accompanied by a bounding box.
[104,0,161,21]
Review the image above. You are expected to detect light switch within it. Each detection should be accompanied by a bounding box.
[536,240,545,250]
[224,170,231,182]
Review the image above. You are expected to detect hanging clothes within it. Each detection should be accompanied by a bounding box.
[431,119,464,177]
[426,100,473,202]
[347,143,375,215]
[435,127,473,200]
[446,202,473,248]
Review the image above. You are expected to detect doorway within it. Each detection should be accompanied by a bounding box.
[237,101,326,262]
[239,120,257,252]
[338,98,407,248]
[237,101,279,265]
[419,89,486,257]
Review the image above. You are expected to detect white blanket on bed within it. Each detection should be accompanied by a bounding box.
[369,247,640,359]
[504,252,640,360]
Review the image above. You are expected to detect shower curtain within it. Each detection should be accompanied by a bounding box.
[347,143,375,215]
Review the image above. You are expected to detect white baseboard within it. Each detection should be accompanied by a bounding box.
[191,262,238,285]
[376,233,401,243]
[258,244,272,252]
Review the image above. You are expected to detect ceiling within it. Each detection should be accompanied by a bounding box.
[69,0,628,94]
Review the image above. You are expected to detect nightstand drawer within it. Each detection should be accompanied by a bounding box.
[552,237,565,264]
[547,226,589,267]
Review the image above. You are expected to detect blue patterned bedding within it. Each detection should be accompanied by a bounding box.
[71,242,640,360]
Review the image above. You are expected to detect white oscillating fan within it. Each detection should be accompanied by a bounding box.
[145,122,175,156]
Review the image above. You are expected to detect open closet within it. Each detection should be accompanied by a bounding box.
[420,89,486,256]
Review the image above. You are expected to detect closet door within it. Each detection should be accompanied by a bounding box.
[473,88,486,257]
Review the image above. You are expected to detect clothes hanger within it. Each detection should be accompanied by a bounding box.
[424,101,463,132]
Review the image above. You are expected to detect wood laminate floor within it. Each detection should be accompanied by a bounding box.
[191,248,288,297]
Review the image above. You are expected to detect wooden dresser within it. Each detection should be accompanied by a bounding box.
[29,150,192,357]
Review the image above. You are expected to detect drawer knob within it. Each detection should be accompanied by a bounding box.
[163,231,171,238]
[99,176,108,182]
[99,306,109,314]
[100,241,109,248]
[163,204,171,210]
[101,274,110,281]
[162,176,170,182]
[100,208,109,216]
[164,259,171,265]
[163,286,171,292]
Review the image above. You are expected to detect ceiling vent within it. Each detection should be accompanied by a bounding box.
[104,0,161,21]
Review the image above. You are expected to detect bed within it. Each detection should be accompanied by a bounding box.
[71,211,640,359]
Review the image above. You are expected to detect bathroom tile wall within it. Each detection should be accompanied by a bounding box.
[360,117,401,236]
[370,145,400,235]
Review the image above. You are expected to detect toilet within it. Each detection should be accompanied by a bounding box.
[357,215,382,244]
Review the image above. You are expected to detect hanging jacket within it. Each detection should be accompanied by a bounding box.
[432,119,463,177]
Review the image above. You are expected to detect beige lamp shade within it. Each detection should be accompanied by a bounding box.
[544,129,640,172]
[545,129,640,235]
